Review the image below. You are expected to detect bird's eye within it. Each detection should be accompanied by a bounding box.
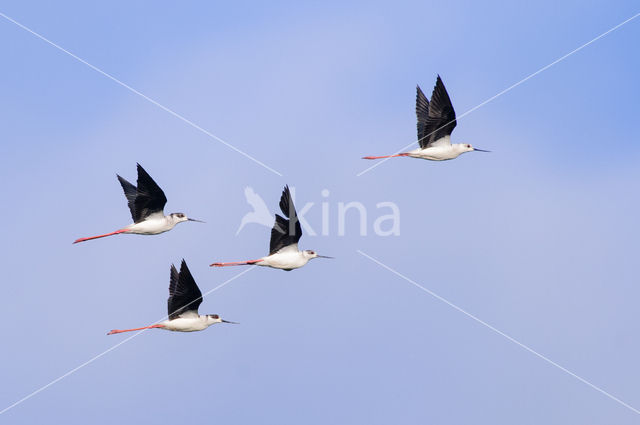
[467,144,471,148]
[210,314,219,319]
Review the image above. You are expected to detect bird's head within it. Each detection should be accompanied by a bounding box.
[457,143,490,154]
[170,213,205,224]
[303,250,334,260]
[207,314,238,325]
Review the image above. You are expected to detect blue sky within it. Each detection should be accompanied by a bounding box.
[1,1,639,423]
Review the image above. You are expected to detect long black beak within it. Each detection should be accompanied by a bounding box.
[221,319,239,324]
[188,218,206,223]
[317,255,334,259]
[473,148,491,152]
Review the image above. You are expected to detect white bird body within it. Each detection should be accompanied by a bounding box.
[159,313,222,332]
[124,213,184,235]
[258,245,312,270]
[405,136,473,161]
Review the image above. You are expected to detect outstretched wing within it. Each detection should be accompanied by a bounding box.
[416,85,431,149]
[269,185,302,255]
[117,175,138,222]
[167,260,203,320]
[133,163,168,223]
[419,75,457,148]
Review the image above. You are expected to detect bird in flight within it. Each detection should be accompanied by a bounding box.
[108,259,237,335]
[362,75,490,161]
[210,185,332,271]
[73,163,203,244]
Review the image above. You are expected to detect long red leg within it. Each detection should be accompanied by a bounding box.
[362,153,409,160]
[73,229,128,244]
[107,324,165,335]
[210,259,263,267]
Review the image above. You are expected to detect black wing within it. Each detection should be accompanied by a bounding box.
[269,185,302,255]
[418,75,457,148]
[167,260,203,320]
[117,175,138,222]
[132,163,167,223]
[416,85,431,148]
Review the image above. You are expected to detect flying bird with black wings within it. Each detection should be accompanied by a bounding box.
[73,163,203,244]
[210,185,332,271]
[362,75,490,161]
[108,259,237,334]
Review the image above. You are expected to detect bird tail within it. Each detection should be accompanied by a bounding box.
[362,153,409,160]
[210,259,263,267]
[107,324,165,335]
[73,229,128,244]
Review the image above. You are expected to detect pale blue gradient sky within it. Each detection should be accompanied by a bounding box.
[1,1,640,424]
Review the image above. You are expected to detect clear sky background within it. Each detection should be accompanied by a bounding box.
[1,1,639,424]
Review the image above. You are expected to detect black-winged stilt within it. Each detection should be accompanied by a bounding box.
[108,259,236,335]
[363,75,490,161]
[73,163,203,244]
[210,185,332,271]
